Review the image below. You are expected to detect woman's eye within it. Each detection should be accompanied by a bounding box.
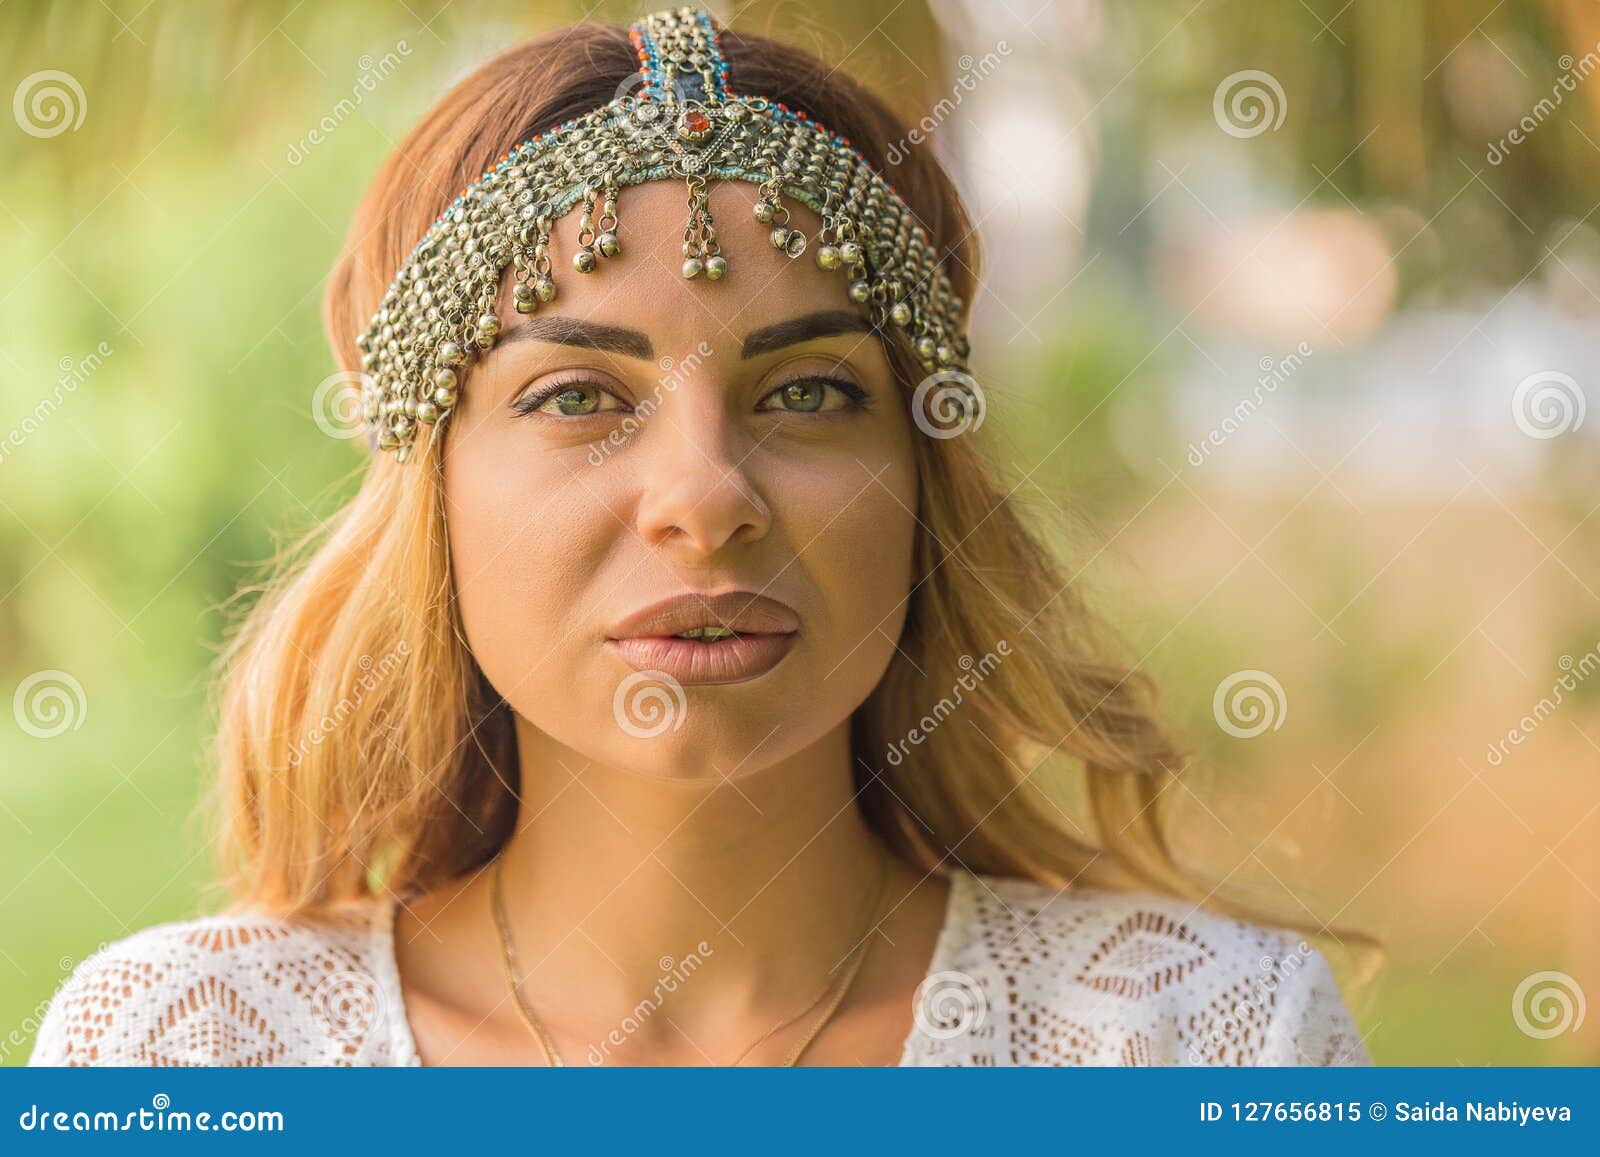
[515,382,627,417]
[757,376,866,414]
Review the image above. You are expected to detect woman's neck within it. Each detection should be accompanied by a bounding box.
[491,714,894,1050]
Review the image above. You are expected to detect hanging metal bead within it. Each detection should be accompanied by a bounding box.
[355,7,971,462]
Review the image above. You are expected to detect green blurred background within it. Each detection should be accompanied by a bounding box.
[2,0,1597,1065]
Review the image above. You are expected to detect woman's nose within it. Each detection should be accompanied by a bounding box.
[632,400,772,557]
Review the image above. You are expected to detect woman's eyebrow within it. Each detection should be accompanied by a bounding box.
[740,309,873,359]
[495,316,654,359]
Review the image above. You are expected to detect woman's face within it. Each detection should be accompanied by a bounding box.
[443,180,919,781]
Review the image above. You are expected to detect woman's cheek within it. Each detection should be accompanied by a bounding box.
[446,453,617,693]
[769,451,917,660]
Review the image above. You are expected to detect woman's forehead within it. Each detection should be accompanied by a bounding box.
[494,179,842,362]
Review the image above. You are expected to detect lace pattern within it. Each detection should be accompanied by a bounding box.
[29,872,1369,1067]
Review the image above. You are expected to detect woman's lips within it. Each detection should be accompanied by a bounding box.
[604,632,797,685]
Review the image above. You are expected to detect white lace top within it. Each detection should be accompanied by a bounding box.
[29,871,1370,1067]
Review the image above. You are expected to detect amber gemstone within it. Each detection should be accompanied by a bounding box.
[682,111,710,134]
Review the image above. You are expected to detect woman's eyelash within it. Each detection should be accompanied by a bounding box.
[762,374,871,409]
[510,376,624,416]
[511,373,871,417]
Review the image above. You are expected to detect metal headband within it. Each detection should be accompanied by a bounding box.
[355,6,972,462]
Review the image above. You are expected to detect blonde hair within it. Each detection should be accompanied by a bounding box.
[205,20,1371,972]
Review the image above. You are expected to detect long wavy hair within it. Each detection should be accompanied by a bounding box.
[206,18,1356,960]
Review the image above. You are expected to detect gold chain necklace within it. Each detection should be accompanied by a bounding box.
[489,853,890,1067]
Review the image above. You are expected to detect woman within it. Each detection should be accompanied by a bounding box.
[30,8,1369,1067]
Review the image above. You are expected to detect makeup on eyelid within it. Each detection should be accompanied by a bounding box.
[510,372,870,418]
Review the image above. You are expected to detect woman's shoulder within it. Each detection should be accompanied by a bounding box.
[917,871,1371,1066]
[27,900,412,1067]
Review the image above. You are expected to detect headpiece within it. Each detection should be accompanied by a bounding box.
[355,6,972,461]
